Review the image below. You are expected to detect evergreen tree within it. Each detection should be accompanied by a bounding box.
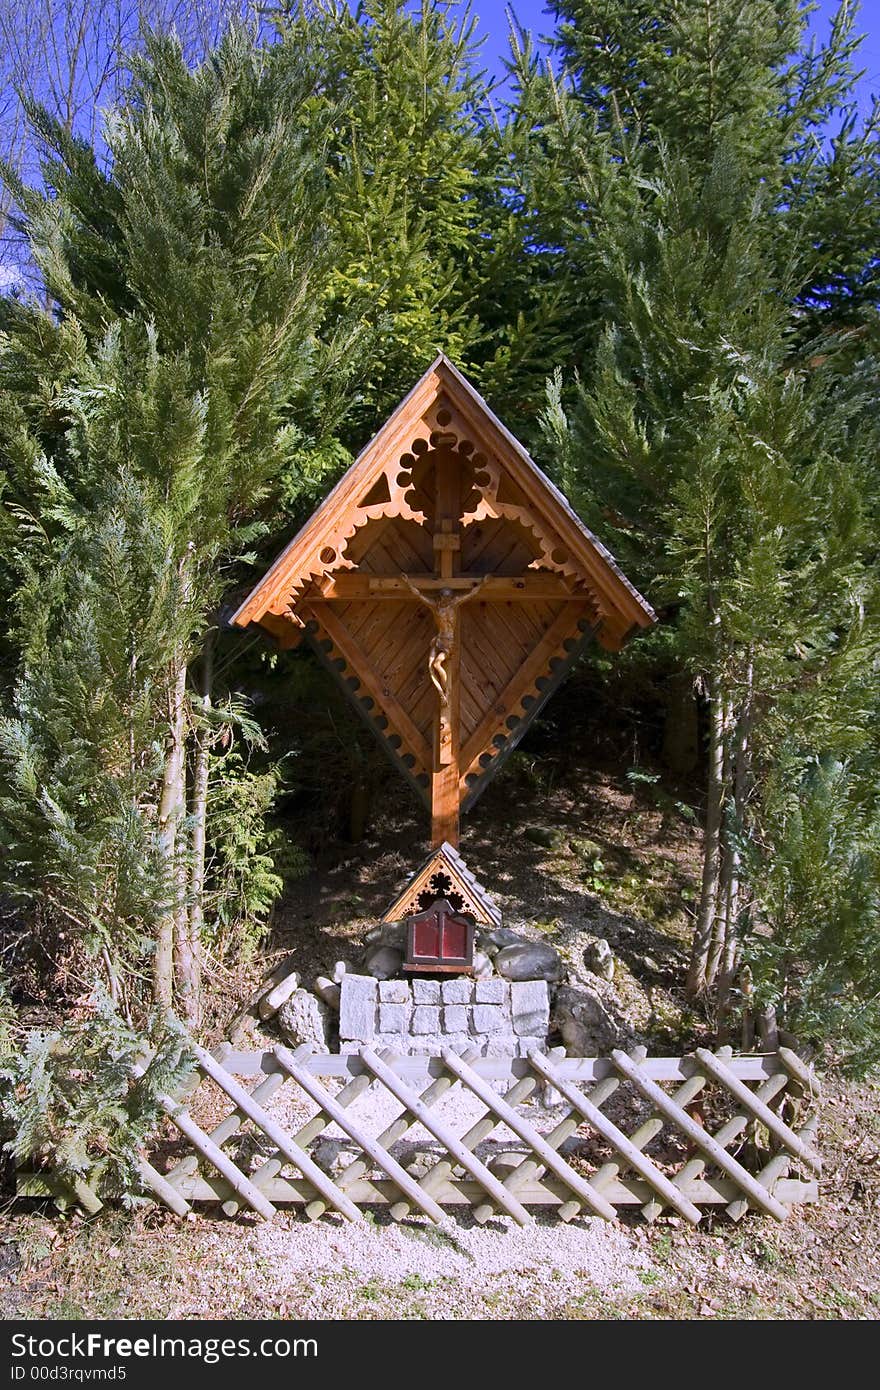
[0,26,341,1019]
[538,134,880,1041]
[276,0,492,438]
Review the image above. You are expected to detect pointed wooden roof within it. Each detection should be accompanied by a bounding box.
[231,354,656,645]
[384,841,502,928]
[232,356,656,846]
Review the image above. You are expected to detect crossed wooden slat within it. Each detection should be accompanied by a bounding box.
[138,1045,820,1225]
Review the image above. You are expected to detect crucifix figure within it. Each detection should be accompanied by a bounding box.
[399,574,490,766]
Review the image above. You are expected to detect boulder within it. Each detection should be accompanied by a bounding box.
[494,941,563,983]
[364,921,406,949]
[523,825,564,849]
[483,927,531,950]
[363,944,404,980]
[583,938,615,982]
[258,969,300,1020]
[551,984,620,1055]
[277,988,330,1049]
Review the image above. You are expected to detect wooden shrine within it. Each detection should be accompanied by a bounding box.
[232,355,655,847]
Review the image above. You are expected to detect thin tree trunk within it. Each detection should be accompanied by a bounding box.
[153,659,188,1009]
[687,675,726,997]
[705,691,735,990]
[717,659,753,1036]
[180,632,215,1028]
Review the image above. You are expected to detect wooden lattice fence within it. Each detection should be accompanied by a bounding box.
[20,1045,821,1224]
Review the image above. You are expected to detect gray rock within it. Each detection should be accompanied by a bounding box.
[510,979,550,1037]
[412,1005,441,1034]
[484,927,530,950]
[552,984,620,1055]
[639,954,663,975]
[523,825,563,849]
[583,938,615,981]
[475,977,507,1005]
[494,941,563,983]
[277,988,330,1049]
[313,1139,358,1175]
[332,959,353,985]
[412,978,441,1004]
[258,968,300,1019]
[379,979,410,1004]
[363,945,404,980]
[471,950,495,979]
[379,1002,411,1033]
[339,974,378,1041]
[472,1004,506,1034]
[488,1150,524,1177]
[441,977,472,1004]
[443,1004,469,1033]
[313,976,341,1010]
[365,921,407,949]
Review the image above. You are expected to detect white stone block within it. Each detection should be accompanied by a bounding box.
[472,1004,506,1034]
[517,1036,546,1056]
[442,978,472,1005]
[443,1004,469,1033]
[412,1005,441,1034]
[371,1033,410,1055]
[474,978,507,1005]
[338,974,378,1041]
[379,1002,411,1033]
[379,979,410,1003]
[412,978,441,1004]
[510,980,549,1037]
[485,1036,518,1057]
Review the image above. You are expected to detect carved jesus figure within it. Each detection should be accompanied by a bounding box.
[400,575,490,704]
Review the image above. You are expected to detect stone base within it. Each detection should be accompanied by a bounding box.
[338,973,549,1056]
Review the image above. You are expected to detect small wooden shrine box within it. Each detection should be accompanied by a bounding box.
[404,898,475,974]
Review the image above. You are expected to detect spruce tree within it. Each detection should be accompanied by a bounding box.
[0,26,340,1019]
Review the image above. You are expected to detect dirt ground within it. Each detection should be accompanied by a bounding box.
[2,732,878,1321]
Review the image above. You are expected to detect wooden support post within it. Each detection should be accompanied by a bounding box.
[431,449,461,847]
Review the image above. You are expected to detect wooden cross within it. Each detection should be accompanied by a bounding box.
[307,465,585,846]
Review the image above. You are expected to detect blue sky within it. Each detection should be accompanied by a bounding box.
[462,0,880,115]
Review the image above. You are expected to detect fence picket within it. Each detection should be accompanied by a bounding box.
[56,1046,820,1225]
[694,1048,821,1173]
[189,1043,362,1223]
[359,1046,533,1226]
[441,1049,619,1221]
[274,1045,446,1224]
[526,1050,702,1224]
[610,1049,790,1222]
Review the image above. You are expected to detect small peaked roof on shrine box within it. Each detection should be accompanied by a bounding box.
[384,841,502,930]
[231,355,656,847]
[230,353,656,645]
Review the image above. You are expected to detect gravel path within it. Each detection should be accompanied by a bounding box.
[167,1208,650,1318]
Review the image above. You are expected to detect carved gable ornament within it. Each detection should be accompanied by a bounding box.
[232,356,655,846]
[384,841,502,929]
